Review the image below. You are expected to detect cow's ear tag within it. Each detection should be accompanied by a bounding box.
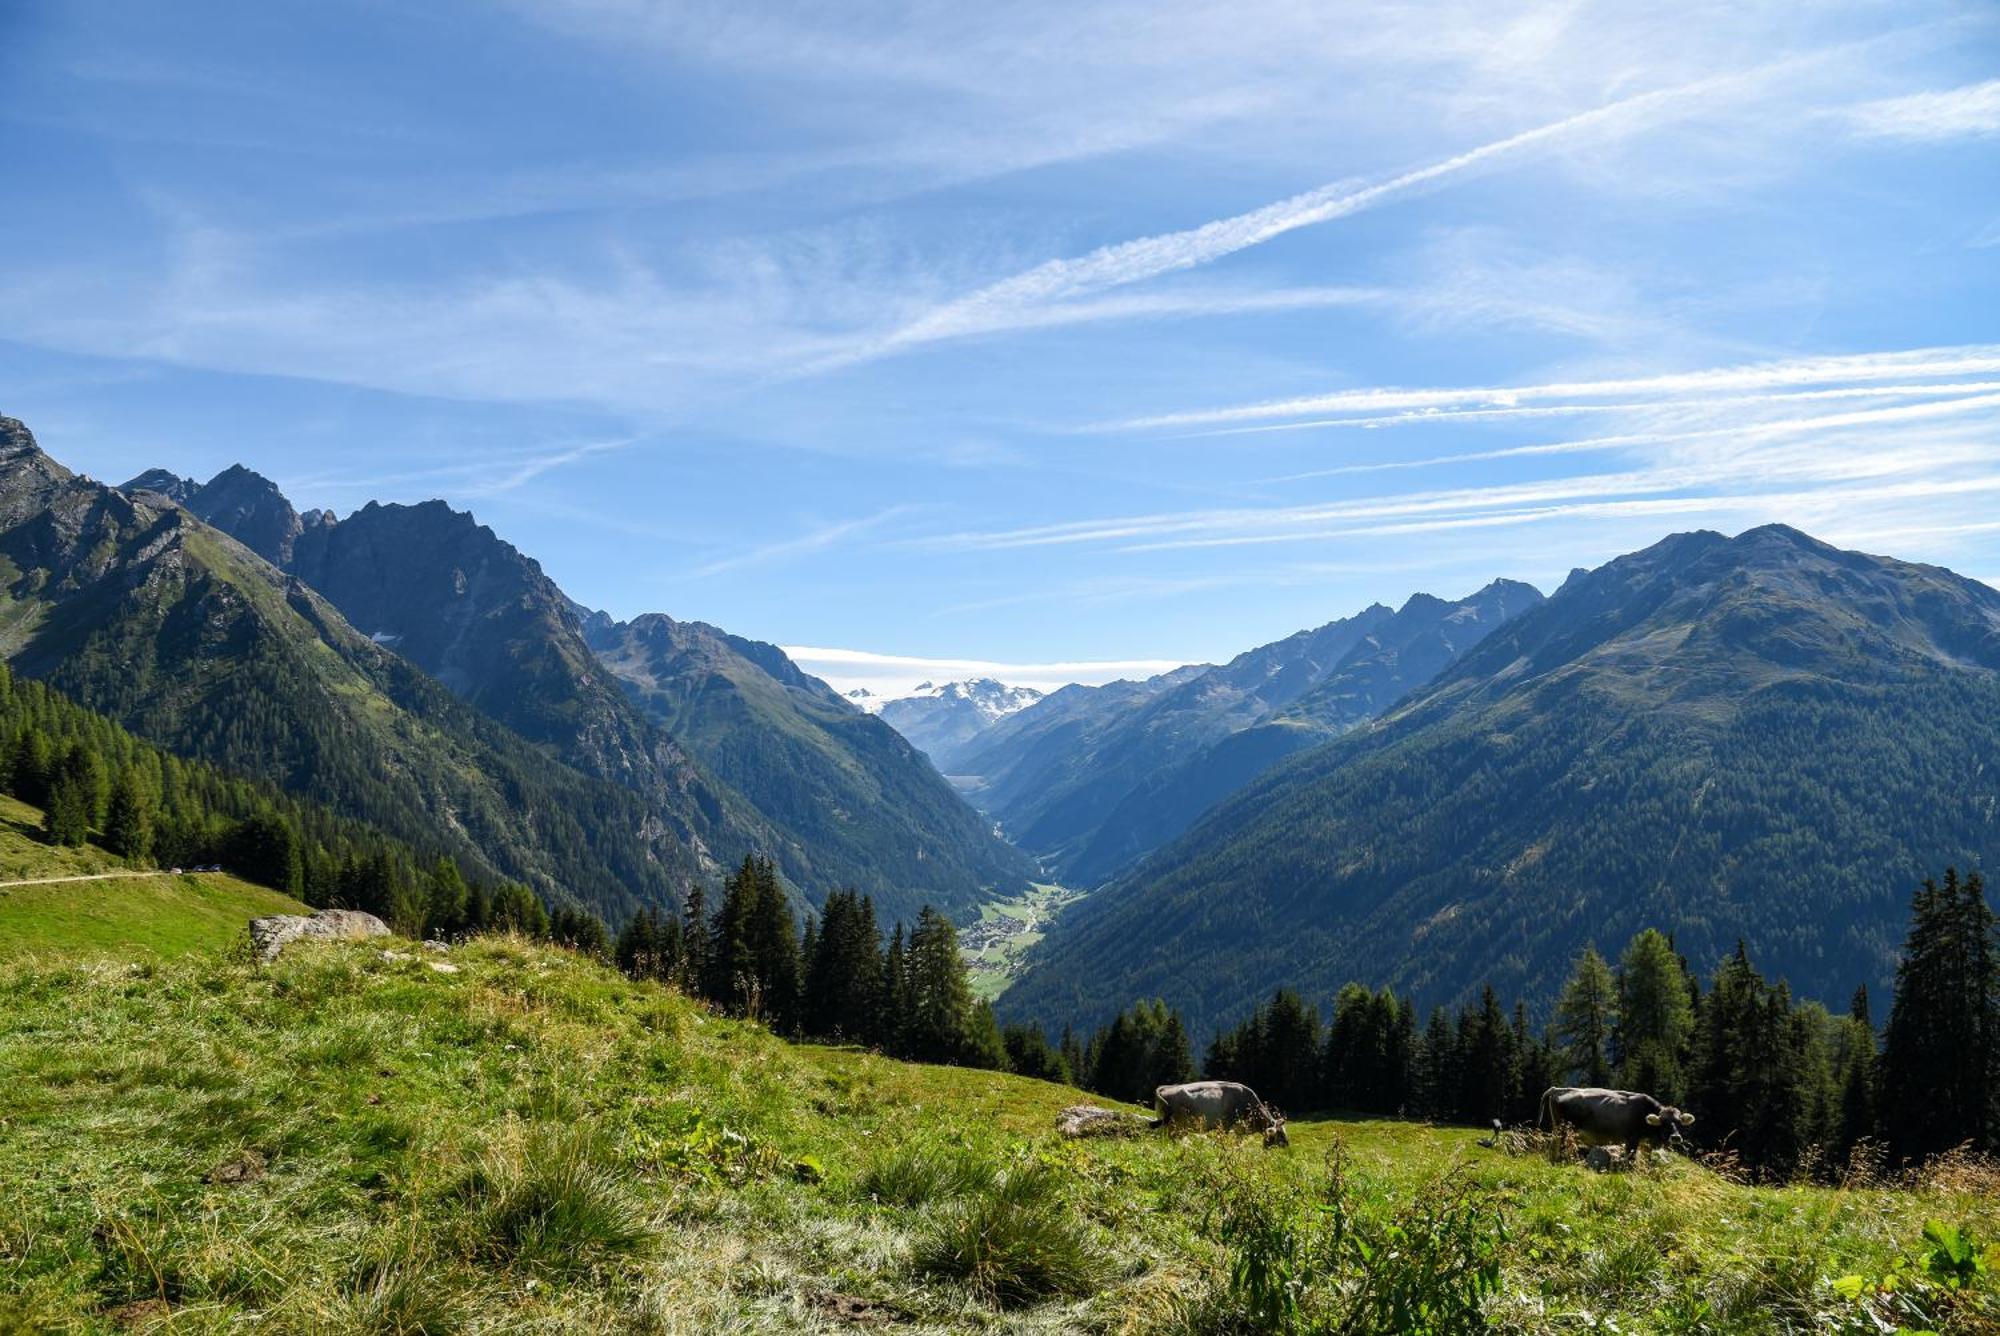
[1645,1113,1661,1125]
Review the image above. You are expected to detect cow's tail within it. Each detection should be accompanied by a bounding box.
[1538,1087,1558,1135]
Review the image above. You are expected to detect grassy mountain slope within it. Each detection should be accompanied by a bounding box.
[0,793,305,960]
[4,933,1994,1332]
[586,614,1032,921]
[2,417,693,919]
[1006,527,2000,1036]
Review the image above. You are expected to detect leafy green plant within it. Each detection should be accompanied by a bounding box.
[631,1110,780,1186]
[1829,1220,1999,1334]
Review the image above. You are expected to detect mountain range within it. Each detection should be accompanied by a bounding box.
[1001,525,2000,1037]
[0,416,1027,925]
[16,410,2000,1042]
[871,678,1045,773]
[931,579,1543,886]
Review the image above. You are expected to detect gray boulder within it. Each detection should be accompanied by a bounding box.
[248,909,391,961]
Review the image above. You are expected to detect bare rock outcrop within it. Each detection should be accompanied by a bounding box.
[248,909,390,961]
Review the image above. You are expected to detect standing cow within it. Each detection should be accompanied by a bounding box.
[1539,1086,1694,1159]
[1152,1080,1289,1147]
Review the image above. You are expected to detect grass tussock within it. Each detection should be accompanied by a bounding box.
[857,1137,996,1206]
[464,1123,656,1274]
[912,1161,1112,1307]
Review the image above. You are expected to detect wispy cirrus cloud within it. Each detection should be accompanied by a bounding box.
[691,505,919,578]
[1845,78,2000,141]
[815,65,1789,371]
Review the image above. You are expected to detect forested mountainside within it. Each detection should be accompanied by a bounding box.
[584,614,1033,922]
[945,581,1540,886]
[1004,526,2000,1038]
[947,664,1207,827]
[0,417,692,919]
[120,449,1024,921]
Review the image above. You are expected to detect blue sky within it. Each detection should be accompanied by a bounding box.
[2,2,1997,694]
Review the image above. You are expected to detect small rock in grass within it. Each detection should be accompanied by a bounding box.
[428,961,459,974]
[809,1292,902,1326]
[205,1149,267,1185]
[105,1298,172,1329]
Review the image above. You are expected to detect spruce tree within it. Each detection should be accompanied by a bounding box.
[880,924,908,1056]
[707,856,763,1012]
[803,890,883,1044]
[1457,986,1515,1123]
[10,727,51,808]
[104,767,157,865]
[424,857,470,939]
[1252,989,1320,1114]
[1614,928,1694,1102]
[678,884,710,997]
[745,859,801,1030]
[42,760,94,847]
[1417,1007,1458,1121]
[616,908,659,979]
[1554,944,1616,1086]
[902,906,979,1065]
[1834,1013,1876,1161]
[1059,1024,1088,1090]
[1880,868,1998,1159]
[965,1001,1010,1072]
[1003,1023,1073,1084]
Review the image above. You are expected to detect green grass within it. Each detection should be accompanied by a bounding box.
[2,936,1995,1332]
[0,792,306,963]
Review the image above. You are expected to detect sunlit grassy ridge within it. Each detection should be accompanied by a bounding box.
[0,792,307,962]
[2,936,1996,1332]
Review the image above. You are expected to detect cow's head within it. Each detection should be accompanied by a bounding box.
[1258,1105,1289,1149]
[1644,1106,1696,1146]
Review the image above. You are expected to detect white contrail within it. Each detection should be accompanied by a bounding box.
[1109,344,2000,431]
[1261,388,2000,482]
[818,67,1777,369]
[1192,379,2000,439]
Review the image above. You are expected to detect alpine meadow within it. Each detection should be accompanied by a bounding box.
[4,2,2000,1333]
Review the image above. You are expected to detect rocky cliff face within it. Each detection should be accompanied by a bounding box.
[183,465,306,566]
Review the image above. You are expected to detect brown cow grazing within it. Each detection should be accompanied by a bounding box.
[1540,1086,1694,1159]
[1152,1080,1289,1147]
